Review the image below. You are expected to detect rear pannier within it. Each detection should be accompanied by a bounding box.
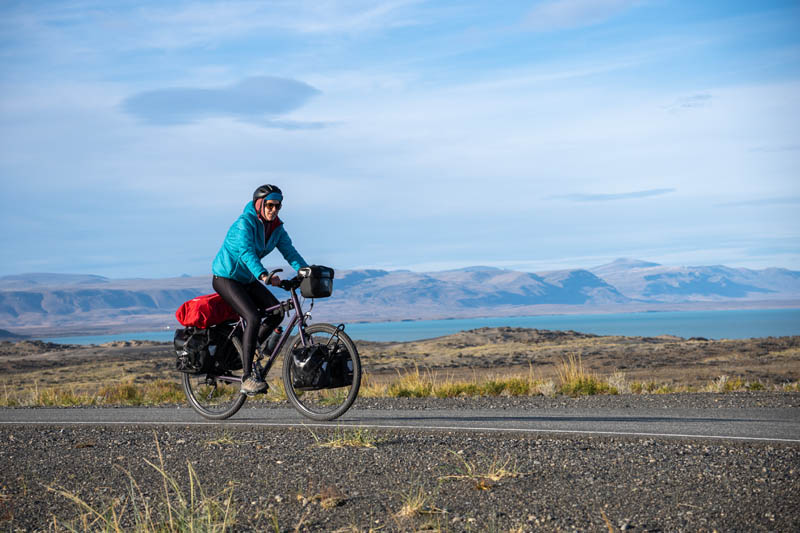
[174,328,212,374]
[174,326,241,374]
[299,265,334,298]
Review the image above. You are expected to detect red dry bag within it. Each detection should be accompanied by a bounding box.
[175,293,239,328]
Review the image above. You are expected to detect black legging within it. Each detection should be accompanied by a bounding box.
[212,275,282,379]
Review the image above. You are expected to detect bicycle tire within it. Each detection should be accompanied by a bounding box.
[182,335,247,420]
[282,323,361,421]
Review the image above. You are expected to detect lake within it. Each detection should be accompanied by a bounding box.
[39,308,800,345]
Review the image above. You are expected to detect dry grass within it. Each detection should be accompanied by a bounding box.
[704,375,768,393]
[439,451,521,491]
[309,426,380,449]
[1,380,185,407]
[1,364,795,408]
[361,364,558,399]
[783,381,800,392]
[205,431,257,448]
[3,329,798,408]
[394,485,444,519]
[557,354,617,396]
[49,433,236,532]
[296,483,348,511]
[0,376,292,408]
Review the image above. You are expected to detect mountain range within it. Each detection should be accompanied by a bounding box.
[1,259,798,335]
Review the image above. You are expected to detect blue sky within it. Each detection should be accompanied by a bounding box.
[1,0,798,278]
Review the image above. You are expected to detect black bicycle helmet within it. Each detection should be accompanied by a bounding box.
[253,184,282,203]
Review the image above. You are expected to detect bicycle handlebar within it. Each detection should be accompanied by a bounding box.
[262,268,302,292]
[264,268,283,285]
[279,277,301,291]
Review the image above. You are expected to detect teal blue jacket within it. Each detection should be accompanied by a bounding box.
[212,201,308,283]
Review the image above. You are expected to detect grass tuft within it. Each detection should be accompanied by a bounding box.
[705,375,768,393]
[49,432,236,532]
[783,381,800,392]
[439,451,521,490]
[386,366,435,398]
[557,355,617,396]
[310,426,380,449]
[394,485,444,519]
[205,431,255,448]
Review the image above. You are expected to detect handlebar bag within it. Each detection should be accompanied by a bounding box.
[299,265,335,298]
[175,293,238,328]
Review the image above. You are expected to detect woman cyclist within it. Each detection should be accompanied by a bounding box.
[212,184,308,395]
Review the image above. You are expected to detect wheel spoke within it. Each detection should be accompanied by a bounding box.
[182,330,247,420]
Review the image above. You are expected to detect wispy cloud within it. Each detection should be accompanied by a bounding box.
[121,76,321,126]
[525,0,640,31]
[6,1,428,53]
[552,188,676,202]
[663,93,713,113]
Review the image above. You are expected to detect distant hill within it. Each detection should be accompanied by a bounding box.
[589,258,800,302]
[331,267,629,309]
[0,328,27,340]
[0,273,110,290]
[1,260,799,335]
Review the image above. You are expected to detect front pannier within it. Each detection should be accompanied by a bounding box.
[290,342,353,390]
[299,265,334,298]
[327,344,354,388]
[291,344,329,389]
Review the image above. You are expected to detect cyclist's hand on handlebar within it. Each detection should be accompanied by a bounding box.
[268,276,282,287]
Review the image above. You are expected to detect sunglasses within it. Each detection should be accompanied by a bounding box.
[264,202,282,211]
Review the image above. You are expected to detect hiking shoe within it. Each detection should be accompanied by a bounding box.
[241,376,268,395]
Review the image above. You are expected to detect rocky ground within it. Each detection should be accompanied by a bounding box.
[1,395,799,532]
[1,330,799,531]
[2,328,799,393]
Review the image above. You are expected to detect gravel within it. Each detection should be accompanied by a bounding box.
[353,391,800,410]
[1,395,799,532]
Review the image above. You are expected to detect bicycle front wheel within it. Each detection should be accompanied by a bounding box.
[182,335,247,420]
[282,323,361,421]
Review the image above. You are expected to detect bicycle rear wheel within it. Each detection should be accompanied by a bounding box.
[282,323,361,421]
[182,335,247,420]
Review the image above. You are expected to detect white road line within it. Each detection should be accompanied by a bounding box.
[1,420,798,443]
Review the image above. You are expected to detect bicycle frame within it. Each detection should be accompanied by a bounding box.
[182,271,360,422]
[214,283,311,384]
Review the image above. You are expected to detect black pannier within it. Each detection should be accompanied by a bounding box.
[299,265,334,298]
[174,327,210,373]
[174,326,241,374]
[291,342,353,390]
[328,344,354,388]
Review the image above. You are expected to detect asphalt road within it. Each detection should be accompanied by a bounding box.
[2,405,798,442]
